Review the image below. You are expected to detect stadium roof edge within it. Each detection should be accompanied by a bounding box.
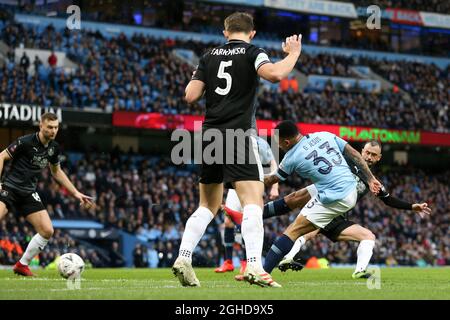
[14,13,450,69]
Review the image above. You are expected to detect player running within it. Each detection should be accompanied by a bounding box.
[225,140,431,278]
[215,136,278,278]
[0,113,94,276]
[172,12,302,288]
[259,120,382,276]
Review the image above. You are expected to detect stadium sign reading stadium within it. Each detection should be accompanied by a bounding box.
[0,103,62,122]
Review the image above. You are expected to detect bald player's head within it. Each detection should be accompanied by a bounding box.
[361,141,382,167]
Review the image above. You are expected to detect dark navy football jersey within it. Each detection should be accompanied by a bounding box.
[3,133,60,195]
[193,39,270,130]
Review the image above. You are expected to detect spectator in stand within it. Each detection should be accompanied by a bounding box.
[133,244,148,268]
[19,51,30,72]
[48,50,57,68]
[147,243,159,268]
[33,55,42,73]
[109,241,126,267]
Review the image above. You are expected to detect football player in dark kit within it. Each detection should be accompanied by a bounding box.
[172,12,302,288]
[0,112,94,276]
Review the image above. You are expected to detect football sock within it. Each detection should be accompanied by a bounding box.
[263,198,291,219]
[178,206,214,263]
[264,234,294,273]
[284,236,306,260]
[240,243,246,261]
[19,233,49,265]
[355,240,375,273]
[241,204,264,270]
[224,226,234,261]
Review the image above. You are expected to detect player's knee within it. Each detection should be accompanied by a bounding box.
[40,226,54,239]
[362,229,376,241]
[200,204,220,215]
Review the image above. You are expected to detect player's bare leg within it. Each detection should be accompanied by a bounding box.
[337,225,376,279]
[14,210,54,276]
[234,180,281,287]
[173,183,223,287]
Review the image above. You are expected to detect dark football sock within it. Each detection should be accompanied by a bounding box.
[224,226,234,260]
[263,234,294,273]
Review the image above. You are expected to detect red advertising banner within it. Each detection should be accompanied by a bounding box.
[385,8,423,25]
[112,111,450,147]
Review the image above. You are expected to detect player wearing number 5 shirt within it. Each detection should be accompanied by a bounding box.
[173,12,302,288]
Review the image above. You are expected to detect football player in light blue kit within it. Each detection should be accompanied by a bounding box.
[263,120,382,274]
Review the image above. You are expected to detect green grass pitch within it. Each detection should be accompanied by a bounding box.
[0,268,449,300]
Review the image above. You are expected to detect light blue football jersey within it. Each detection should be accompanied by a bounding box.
[276,131,356,204]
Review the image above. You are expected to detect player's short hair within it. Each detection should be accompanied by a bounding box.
[40,112,58,122]
[275,120,299,139]
[364,140,382,149]
[224,12,254,34]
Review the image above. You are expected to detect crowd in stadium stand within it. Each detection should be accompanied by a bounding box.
[2,151,448,268]
[1,22,449,132]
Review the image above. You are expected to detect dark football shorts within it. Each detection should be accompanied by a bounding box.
[0,185,45,216]
[199,129,263,188]
[319,215,356,242]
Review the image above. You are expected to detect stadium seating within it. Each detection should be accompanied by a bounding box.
[1,21,448,132]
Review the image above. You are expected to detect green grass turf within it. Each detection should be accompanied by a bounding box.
[0,267,449,300]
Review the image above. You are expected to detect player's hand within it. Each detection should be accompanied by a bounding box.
[282,34,302,56]
[368,178,382,195]
[269,186,279,200]
[74,191,95,209]
[412,203,431,218]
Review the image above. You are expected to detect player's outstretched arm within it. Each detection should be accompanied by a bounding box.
[412,203,432,218]
[258,34,302,83]
[380,192,431,218]
[49,163,94,208]
[343,143,382,194]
